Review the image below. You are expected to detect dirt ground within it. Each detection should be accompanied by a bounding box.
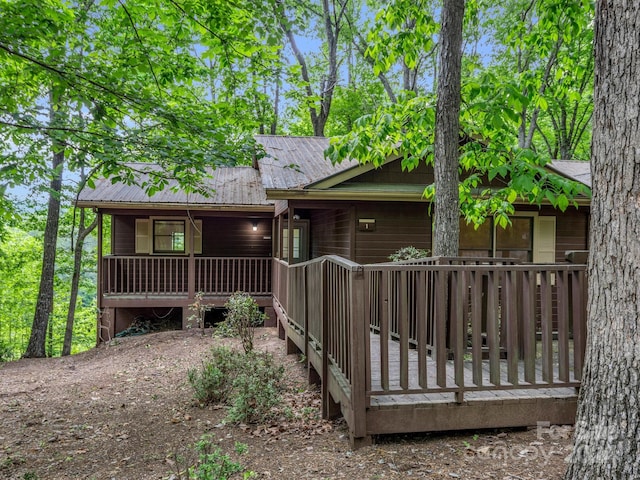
[0,328,574,480]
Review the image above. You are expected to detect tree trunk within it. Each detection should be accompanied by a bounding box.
[432,0,464,257]
[62,208,98,356]
[23,149,64,358]
[565,1,640,478]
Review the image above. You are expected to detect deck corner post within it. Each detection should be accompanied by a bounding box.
[349,265,368,441]
[321,258,331,420]
[96,210,104,345]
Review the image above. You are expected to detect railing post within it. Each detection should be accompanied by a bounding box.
[349,265,371,447]
[96,212,104,345]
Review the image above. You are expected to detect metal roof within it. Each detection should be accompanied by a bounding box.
[547,160,591,188]
[256,135,359,190]
[77,163,272,210]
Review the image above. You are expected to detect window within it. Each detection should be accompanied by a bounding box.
[459,219,492,257]
[135,218,202,254]
[458,214,555,263]
[496,217,533,262]
[153,220,185,253]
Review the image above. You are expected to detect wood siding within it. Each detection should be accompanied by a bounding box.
[348,159,433,185]
[201,218,271,257]
[354,203,431,264]
[552,207,590,261]
[111,214,271,257]
[309,208,352,259]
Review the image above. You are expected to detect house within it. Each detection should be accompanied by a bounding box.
[78,136,591,446]
[77,136,590,337]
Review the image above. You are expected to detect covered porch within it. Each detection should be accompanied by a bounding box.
[272,256,587,447]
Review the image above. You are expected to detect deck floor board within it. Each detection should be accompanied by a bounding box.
[368,332,578,408]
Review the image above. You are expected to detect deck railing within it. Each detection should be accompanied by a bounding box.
[102,256,272,296]
[364,262,587,399]
[276,255,587,445]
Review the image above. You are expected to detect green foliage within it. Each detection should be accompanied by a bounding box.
[388,246,431,262]
[218,292,267,354]
[187,292,213,336]
[0,207,97,359]
[226,352,285,424]
[188,346,243,405]
[188,346,285,424]
[170,435,255,480]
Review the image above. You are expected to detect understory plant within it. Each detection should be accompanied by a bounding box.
[187,292,213,336]
[188,346,285,424]
[170,435,255,480]
[217,292,266,353]
[388,246,431,262]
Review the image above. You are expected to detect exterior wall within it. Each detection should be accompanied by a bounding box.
[349,159,433,185]
[110,213,271,257]
[354,202,431,264]
[549,206,590,262]
[200,217,271,257]
[309,208,352,259]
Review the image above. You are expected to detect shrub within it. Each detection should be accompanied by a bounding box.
[187,292,213,336]
[188,347,285,424]
[0,340,13,363]
[227,352,285,423]
[217,292,266,353]
[188,346,242,404]
[170,436,255,480]
[388,246,431,262]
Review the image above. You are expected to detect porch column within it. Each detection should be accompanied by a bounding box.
[188,220,196,300]
[96,210,103,345]
[288,207,294,264]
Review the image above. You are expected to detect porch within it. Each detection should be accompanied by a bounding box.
[98,256,273,338]
[272,256,587,447]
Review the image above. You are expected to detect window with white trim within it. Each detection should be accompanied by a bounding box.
[459,213,555,263]
[135,217,202,254]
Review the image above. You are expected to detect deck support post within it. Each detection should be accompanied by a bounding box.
[348,265,369,447]
[96,210,104,345]
[286,333,298,354]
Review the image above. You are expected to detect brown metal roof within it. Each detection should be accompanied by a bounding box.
[77,163,272,210]
[256,135,359,190]
[547,160,591,188]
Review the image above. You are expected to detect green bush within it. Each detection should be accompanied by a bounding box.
[227,352,285,423]
[217,292,266,353]
[171,436,255,480]
[188,347,285,424]
[0,340,13,363]
[388,246,431,262]
[188,346,242,404]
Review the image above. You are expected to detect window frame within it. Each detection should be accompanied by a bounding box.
[135,216,202,255]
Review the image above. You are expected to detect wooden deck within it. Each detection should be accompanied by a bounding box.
[273,256,586,447]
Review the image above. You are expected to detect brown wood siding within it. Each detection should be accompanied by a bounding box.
[112,215,136,255]
[201,218,271,257]
[547,206,590,262]
[354,203,431,264]
[110,214,272,257]
[348,159,433,185]
[309,208,352,259]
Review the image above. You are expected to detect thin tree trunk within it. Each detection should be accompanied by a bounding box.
[432,0,465,257]
[62,209,98,356]
[270,66,281,135]
[24,143,64,358]
[565,1,640,478]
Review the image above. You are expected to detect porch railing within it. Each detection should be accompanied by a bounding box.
[276,255,587,443]
[102,256,272,296]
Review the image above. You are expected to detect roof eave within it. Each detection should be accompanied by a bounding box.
[75,200,274,212]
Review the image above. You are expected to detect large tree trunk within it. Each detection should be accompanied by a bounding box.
[432,0,464,257]
[23,149,64,358]
[62,208,97,356]
[565,1,640,478]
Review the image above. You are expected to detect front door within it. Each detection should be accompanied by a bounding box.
[282,220,309,263]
